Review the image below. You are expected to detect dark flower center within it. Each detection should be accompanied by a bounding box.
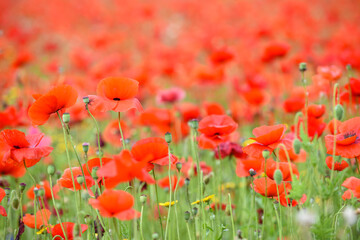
[113,98,121,101]
[344,131,356,139]
[13,146,21,149]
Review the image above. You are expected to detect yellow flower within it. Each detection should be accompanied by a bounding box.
[220,182,236,191]
[242,139,256,147]
[191,194,215,205]
[36,225,53,235]
[159,200,178,207]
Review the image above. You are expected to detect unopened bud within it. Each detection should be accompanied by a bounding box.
[176,162,182,172]
[299,62,307,72]
[37,188,45,197]
[185,178,190,186]
[19,183,26,193]
[165,132,172,144]
[184,211,191,221]
[293,138,301,155]
[62,113,70,124]
[82,142,89,154]
[274,169,283,185]
[192,207,198,216]
[188,119,199,130]
[47,165,55,176]
[335,104,344,121]
[140,195,147,204]
[83,96,90,105]
[262,150,270,159]
[203,172,213,185]
[77,176,84,185]
[92,167,99,180]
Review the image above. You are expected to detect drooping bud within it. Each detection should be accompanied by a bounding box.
[165,132,172,144]
[184,211,191,221]
[293,138,301,155]
[299,62,307,72]
[140,195,147,204]
[82,142,89,154]
[335,104,344,121]
[47,165,55,176]
[262,150,270,159]
[274,169,283,185]
[176,162,182,172]
[62,112,70,124]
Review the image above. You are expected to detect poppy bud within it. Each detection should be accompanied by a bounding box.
[203,172,213,185]
[192,207,198,216]
[73,223,81,237]
[140,195,147,204]
[82,142,89,154]
[19,183,26,193]
[335,104,344,121]
[346,64,352,71]
[77,176,84,185]
[81,191,90,201]
[83,96,90,105]
[184,211,191,221]
[249,168,256,177]
[176,162,182,172]
[299,62,307,72]
[152,233,159,240]
[92,167,99,180]
[62,112,70,124]
[33,187,39,197]
[47,165,55,176]
[12,197,20,210]
[38,188,45,197]
[165,132,172,144]
[5,188,10,196]
[185,178,190,186]
[262,150,270,159]
[188,119,199,130]
[274,169,283,185]
[293,138,301,155]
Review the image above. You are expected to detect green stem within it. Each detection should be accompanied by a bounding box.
[164,146,173,240]
[228,193,236,239]
[49,175,67,240]
[152,169,164,239]
[117,112,127,150]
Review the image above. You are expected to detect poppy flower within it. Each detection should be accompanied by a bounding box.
[243,124,291,158]
[131,137,177,171]
[180,157,212,178]
[341,177,360,200]
[214,141,244,159]
[176,103,201,123]
[252,177,290,197]
[89,189,140,220]
[278,194,306,207]
[88,77,143,113]
[27,181,58,200]
[0,141,25,177]
[48,222,88,240]
[210,203,236,211]
[236,157,264,177]
[97,150,155,189]
[327,119,341,135]
[349,77,360,95]
[325,117,360,158]
[283,89,305,113]
[317,65,342,81]
[82,157,112,181]
[0,129,53,168]
[261,42,290,62]
[0,188,7,216]
[28,84,78,125]
[57,167,95,191]
[23,209,51,229]
[209,47,234,65]
[102,120,129,147]
[198,115,238,149]
[325,156,349,171]
[158,175,185,192]
[306,104,326,119]
[263,158,299,181]
[203,102,225,116]
[156,87,185,104]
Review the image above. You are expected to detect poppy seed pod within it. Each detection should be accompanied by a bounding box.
[165,132,172,144]
[82,142,89,154]
[140,195,147,204]
[188,119,199,130]
[83,96,90,105]
[19,183,26,193]
[77,176,84,185]
[335,104,344,121]
[185,178,190,186]
[12,197,20,210]
[192,207,198,216]
[152,233,159,240]
[262,150,270,159]
[293,138,302,155]
[274,169,283,185]
[37,188,45,197]
[184,211,191,221]
[62,112,70,124]
[299,62,307,72]
[47,165,55,176]
[176,162,182,172]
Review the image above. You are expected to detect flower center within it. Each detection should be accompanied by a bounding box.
[113,98,121,101]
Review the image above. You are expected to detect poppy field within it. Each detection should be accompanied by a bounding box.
[1,0,360,239]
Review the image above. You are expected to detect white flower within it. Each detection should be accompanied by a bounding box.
[296,209,317,226]
[343,206,357,226]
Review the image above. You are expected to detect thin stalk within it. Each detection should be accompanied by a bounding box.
[117,112,127,149]
[228,193,236,239]
[152,169,164,239]
[164,146,173,240]
[330,84,339,182]
[49,175,67,240]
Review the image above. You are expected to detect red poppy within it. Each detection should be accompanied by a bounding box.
[27,181,58,200]
[283,89,305,113]
[209,47,234,65]
[180,157,212,178]
[349,77,360,95]
[203,102,225,116]
[278,194,306,207]
[23,209,51,229]
[236,157,264,177]
[214,141,244,159]
[88,77,143,113]
[82,157,112,185]
[317,65,342,81]
[327,119,341,135]
[28,84,78,125]
[0,129,53,168]
[293,116,326,140]
[325,156,349,171]
[0,141,25,177]
[49,222,88,240]
[341,177,360,200]
[263,158,299,181]
[198,115,238,149]
[210,203,236,211]
[89,189,140,220]
[131,137,177,171]
[176,103,201,123]
[158,175,185,192]
[97,150,155,188]
[325,117,360,158]
[243,124,291,158]
[156,87,185,104]
[261,42,290,62]
[57,167,95,191]
[0,188,7,216]
[252,177,290,197]
[306,104,326,118]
